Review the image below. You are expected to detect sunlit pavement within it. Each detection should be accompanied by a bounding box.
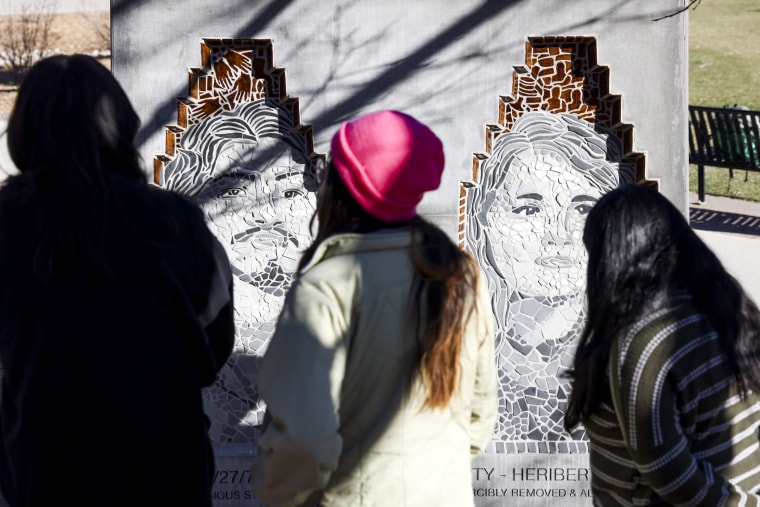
[690,193,760,305]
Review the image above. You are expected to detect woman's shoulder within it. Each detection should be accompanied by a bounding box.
[0,173,34,209]
[620,295,712,362]
[635,294,703,332]
[295,231,416,301]
[118,180,205,226]
[108,179,215,257]
[302,230,414,270]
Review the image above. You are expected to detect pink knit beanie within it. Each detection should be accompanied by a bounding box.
[330,110,445,223]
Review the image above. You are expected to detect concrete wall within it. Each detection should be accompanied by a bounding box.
[112,1,688,506]
[113,0,688,219]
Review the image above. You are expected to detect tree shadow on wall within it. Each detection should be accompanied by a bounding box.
[117,0,300,148]
[108,0,688,242]
[117,0,525,149]
[116,0,678,154]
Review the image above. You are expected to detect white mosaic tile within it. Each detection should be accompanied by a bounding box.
[464,111,626,444]
[163,101,316,443]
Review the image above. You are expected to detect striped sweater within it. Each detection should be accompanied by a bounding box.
[584,296,760,506]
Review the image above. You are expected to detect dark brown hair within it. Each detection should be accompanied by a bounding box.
[300,163,481,408]
[2,54,144,282]
[564,184,760,430]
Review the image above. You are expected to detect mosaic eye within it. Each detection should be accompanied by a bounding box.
[218,187,246,199]
[512,205,541,216]
[283,189,304,199]
[572,203,593,215]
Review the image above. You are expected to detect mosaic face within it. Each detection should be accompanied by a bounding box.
[485,149,599,301]
[197,138,313,304]
[162,103,316,443]
[465,111,623,450]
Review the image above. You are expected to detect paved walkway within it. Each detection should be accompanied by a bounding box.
[690,193,760,304]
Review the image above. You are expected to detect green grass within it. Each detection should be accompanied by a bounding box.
[690,0,760,111]
[689,0,760,200]
[689,165,760,202]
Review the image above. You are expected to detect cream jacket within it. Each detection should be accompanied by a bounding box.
[252,230,497,507]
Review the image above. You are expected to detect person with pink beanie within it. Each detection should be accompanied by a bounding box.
[252,110,498,506]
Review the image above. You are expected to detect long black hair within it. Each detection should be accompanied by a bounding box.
[1,54,144,282]
[564,184,760,429]
[299,162,481,409]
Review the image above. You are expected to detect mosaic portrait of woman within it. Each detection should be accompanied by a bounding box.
[465,111,634,449]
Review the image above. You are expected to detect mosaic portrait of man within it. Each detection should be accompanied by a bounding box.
[161,99,317,443]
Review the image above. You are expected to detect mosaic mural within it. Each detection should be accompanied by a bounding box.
[460,36,651,454]
[155,39,322,444]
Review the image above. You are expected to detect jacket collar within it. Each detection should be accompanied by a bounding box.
[301,229,414,273]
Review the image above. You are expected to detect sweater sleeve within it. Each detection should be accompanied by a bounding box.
[468,276,498,455]
[252,276,347,507]
[611,311,760,506]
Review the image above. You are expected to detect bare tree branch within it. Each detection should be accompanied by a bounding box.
[0,0,59,83]
[78,11,110,52]
[652,0,701,22]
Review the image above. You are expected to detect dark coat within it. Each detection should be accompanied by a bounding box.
[0,173,234,507]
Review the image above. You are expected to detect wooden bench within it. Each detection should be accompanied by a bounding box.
[688,105,760,201]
